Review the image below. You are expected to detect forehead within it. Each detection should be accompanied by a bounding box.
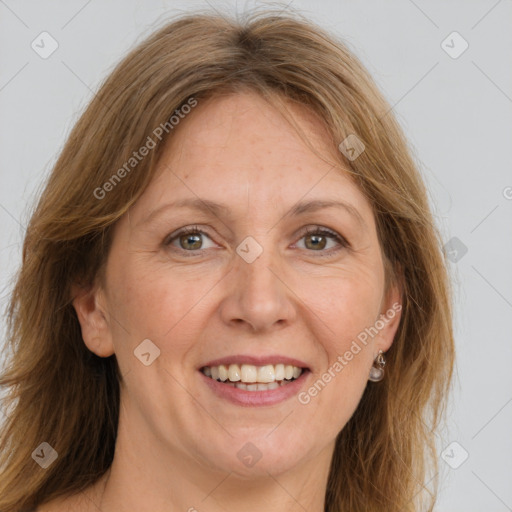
[131,90,374,224]
[162,91,338,175]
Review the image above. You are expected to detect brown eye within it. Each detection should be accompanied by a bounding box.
[304,232,328,250]
[296,226,348,256]
[165,226,216,254]
[177,232,203,250]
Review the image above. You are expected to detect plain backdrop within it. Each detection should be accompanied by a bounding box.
[1,1,511,510]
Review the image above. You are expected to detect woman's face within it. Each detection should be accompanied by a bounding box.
[76,90,401,479]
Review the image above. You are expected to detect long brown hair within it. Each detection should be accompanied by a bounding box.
[0,8,454,511]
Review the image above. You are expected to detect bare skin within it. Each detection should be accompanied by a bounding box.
[40,90,401,512]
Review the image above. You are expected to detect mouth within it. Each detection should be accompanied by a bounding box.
[198,355,311,406]
[200,363,306,392]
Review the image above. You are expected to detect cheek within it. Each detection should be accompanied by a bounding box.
[299,281,379,434]
[296,267,383,420]
[106,257,222,366]
[302,269,383,346]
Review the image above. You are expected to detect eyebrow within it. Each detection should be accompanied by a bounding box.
[138,197,366,229]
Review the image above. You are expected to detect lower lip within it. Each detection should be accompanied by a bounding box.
[199,370,311,407]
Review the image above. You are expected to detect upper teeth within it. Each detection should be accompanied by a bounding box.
[202,364,303,383]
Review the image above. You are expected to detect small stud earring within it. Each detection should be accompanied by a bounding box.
[368,349,386,382]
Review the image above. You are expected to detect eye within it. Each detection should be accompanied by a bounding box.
[164,225,217,255]
[294,226,349,256]
[164,224,349,258]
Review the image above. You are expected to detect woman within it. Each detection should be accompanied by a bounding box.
[0,8,454,512]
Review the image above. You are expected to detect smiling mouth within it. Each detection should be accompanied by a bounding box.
[200,363,306,391]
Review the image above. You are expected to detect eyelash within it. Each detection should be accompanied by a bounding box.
[164,225,349,258]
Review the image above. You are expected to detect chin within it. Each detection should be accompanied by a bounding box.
[199,433,310,478]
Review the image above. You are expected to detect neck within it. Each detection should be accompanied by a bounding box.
[90,406,334,512]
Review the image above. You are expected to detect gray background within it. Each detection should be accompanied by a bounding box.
[1,1,511,510]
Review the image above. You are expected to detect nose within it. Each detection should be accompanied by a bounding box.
[218,240,297,333]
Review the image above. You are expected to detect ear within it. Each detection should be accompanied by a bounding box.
[71,281,115,358]
[376,274,403,354]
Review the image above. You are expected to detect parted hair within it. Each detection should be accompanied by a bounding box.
[0,8,454,512]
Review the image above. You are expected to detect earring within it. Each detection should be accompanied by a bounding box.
[368,350,386,382]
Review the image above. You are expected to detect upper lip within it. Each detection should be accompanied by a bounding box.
[200,354,310,369]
